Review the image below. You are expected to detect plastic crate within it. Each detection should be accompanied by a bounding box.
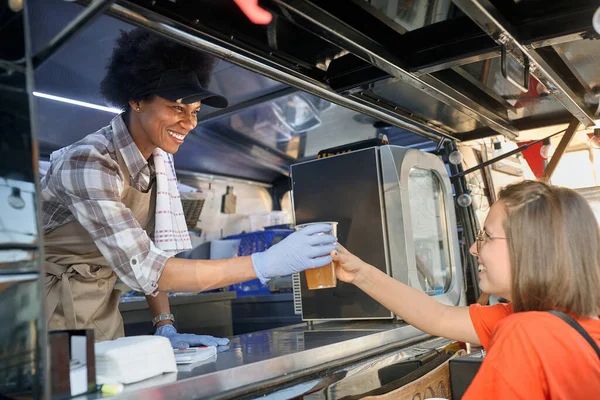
[225,229,293,296]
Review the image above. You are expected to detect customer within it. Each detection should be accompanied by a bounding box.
[332,180,600,398]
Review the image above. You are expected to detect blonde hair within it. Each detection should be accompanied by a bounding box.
[498,180,600,316]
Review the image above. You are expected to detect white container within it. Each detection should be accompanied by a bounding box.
[269,210,289,225]
[248,214,270,231]
[248,211,290,231]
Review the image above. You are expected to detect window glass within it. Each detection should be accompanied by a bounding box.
[407,167,451,295]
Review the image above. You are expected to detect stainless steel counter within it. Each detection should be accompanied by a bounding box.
[76,320,434,400]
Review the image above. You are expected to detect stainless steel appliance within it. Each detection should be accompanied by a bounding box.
[291,146,465,321]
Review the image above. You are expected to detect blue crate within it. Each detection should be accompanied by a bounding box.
[225,229,293,296]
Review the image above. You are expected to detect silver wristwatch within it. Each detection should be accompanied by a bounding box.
[152,313,175,327]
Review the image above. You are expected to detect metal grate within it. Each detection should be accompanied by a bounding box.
[292,273,302,315]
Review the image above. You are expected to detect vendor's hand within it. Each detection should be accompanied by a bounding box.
[251,223,337,283]
[331,244,368,284]
[154,324,229,349]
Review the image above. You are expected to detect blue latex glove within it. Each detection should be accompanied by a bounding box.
[154,324,230,349]
[251,223,338,283]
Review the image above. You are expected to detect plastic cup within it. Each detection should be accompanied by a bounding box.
[295,222,338,290]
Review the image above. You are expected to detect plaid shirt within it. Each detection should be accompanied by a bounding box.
[41,115,170,295]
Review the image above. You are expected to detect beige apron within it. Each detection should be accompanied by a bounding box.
[44,138,156,341]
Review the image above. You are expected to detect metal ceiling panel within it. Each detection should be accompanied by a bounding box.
[456,57,571,122]
[369,78,484,134]
[452,0,597,127]
[173,133,285,182]
[367,0,454,32]
[269,0,518,138]
[554,39,600,92]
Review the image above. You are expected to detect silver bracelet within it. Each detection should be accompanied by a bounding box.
[152,313,175,327]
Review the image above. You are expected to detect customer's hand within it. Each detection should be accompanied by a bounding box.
[251,223,337,283]
[331,244,368,284]
[155,324,229,348]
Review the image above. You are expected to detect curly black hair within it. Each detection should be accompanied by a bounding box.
[100,29,217,110]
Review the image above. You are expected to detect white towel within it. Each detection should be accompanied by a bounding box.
[95,336,177,384]
[152,149,192,256]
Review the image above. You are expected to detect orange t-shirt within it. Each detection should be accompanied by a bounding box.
[464,303,600,399]
[469,302,514,350]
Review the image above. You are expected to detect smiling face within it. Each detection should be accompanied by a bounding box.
[127,96,201,159]
[469,201,512,300]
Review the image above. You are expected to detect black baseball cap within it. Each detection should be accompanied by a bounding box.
[134,69,228,108]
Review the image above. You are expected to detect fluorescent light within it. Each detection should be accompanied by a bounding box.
[33,91,121,114]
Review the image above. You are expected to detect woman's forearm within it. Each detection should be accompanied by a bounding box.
[354,263,479,344]
[145,291,173,327]
[355,265,446,330]
[157,256,257,292]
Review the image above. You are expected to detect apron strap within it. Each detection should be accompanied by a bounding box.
[45,261,78,328]
[45,261,115,329]
[59,271,77,328]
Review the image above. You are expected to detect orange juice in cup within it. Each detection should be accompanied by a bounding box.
[295,222,338,290]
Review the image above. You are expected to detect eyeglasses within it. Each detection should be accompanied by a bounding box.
[476,229,507,253]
